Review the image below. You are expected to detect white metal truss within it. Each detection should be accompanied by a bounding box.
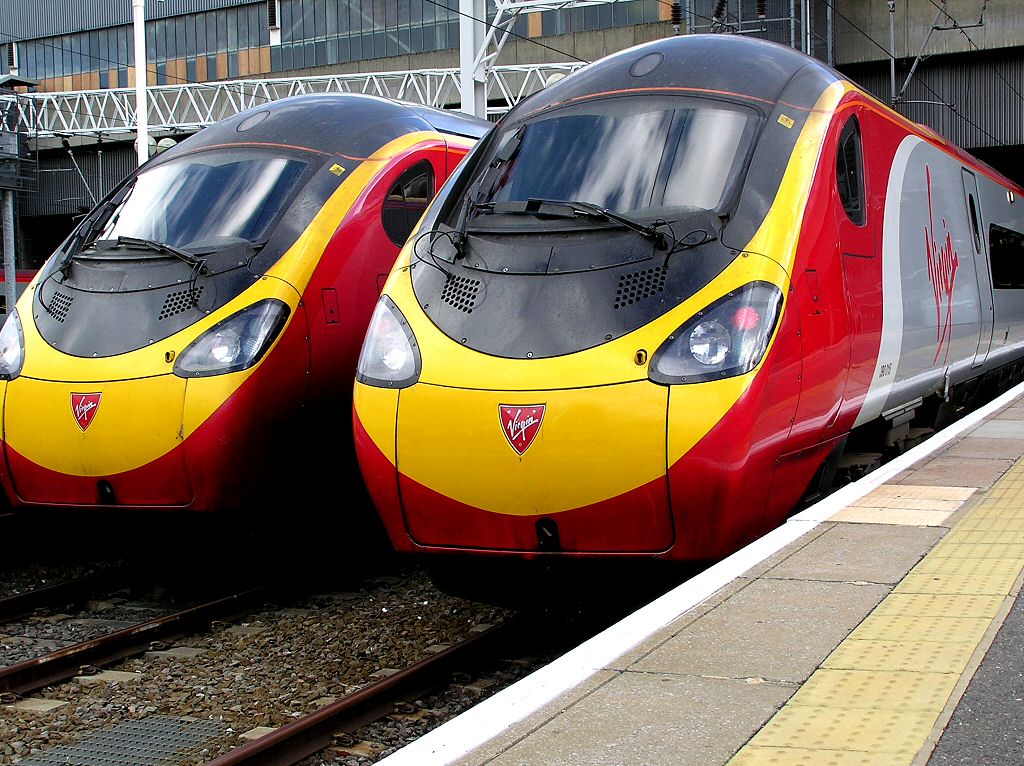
[0,62,585,140]
[470,0,626,82]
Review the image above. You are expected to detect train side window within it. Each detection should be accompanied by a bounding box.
[967,194,982,253]
[836,116,865,225]
[382,160,435,247]
[990,223,1024,289]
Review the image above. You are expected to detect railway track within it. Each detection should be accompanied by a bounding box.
[0,586,274,696]
[0,567,516,765]
[206,620,520,766]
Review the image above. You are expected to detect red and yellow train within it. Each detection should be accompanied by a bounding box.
[353,35,1024,581]
[0,93,489,525]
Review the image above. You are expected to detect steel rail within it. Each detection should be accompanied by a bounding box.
[203,619,519,766]
[0,567,131,625]
[0,586,272,695]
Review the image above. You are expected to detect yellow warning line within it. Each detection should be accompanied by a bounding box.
[727,463,1024,765]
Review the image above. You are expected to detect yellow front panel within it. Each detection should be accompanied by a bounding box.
[5,375,186,475]
[396,381,668,515]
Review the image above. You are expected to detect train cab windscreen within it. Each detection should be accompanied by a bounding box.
[91,149,309,251]
[473,95,759,218]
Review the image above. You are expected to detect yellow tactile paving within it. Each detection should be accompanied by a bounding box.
[925,542,1024,559]
[844,615,990,644]
[741,706,935,752]
[934,529,1024,545]
[869,593,1003,619]
[906,555,1024,580]
[786,669,958,710]
[726,457,1024,765]
[894,568,1020,595]
[952,514,1024,531]
[729,745,913,765]
[821,639,976,674]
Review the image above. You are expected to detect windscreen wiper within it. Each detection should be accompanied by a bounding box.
[476,197,670,250]
[114,236,206,267]
[450,125,528,252]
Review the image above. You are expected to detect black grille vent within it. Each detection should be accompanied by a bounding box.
[159,286,204,320]
[614,266,667,309]
[441,275,480,313]
[46,291,73,322]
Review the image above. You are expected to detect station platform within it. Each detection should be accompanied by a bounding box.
[377,380,1024,766]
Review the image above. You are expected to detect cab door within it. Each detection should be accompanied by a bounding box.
[835,110,882,417]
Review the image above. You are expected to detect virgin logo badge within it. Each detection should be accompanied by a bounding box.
[499,404,545,455]
[71,393,102,431]
[924,164,959,365]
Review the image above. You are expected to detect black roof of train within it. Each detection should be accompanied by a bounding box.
[150,92,493,167]
[513,34,841,119]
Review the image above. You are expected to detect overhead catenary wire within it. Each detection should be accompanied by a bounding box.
[820,0,1005,147]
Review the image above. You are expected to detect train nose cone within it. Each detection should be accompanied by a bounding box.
[394,381,674,553]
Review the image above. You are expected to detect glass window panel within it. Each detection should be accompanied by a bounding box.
[87,31,99,72]
[990,224,1024,289]
[176,16,187,58]
[117,28,128,69]
[217,10,228,49]
[338,1,350,34]
[71,34,81,75]
[286,1,301,40]
[186,16,197,56]
[228,8,239,49]
[228,51,239,77]
[98,30,109,71]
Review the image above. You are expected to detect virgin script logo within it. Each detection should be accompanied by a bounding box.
[499,404,545,455]
[71,392,102,431]
[924,165,959,365]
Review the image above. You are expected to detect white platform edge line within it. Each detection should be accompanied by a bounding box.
[376,380,1024,766]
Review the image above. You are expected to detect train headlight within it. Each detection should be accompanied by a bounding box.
[174,299,289,377]
[649,281,782,384]
[356,296,421,388]
[0,308,24,380]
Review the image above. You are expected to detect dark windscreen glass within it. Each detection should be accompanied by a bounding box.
[93,149,309,248]
[483,96,757,214]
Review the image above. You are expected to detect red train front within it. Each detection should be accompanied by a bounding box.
[353,35,1024,578]
[0,93,489,522]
